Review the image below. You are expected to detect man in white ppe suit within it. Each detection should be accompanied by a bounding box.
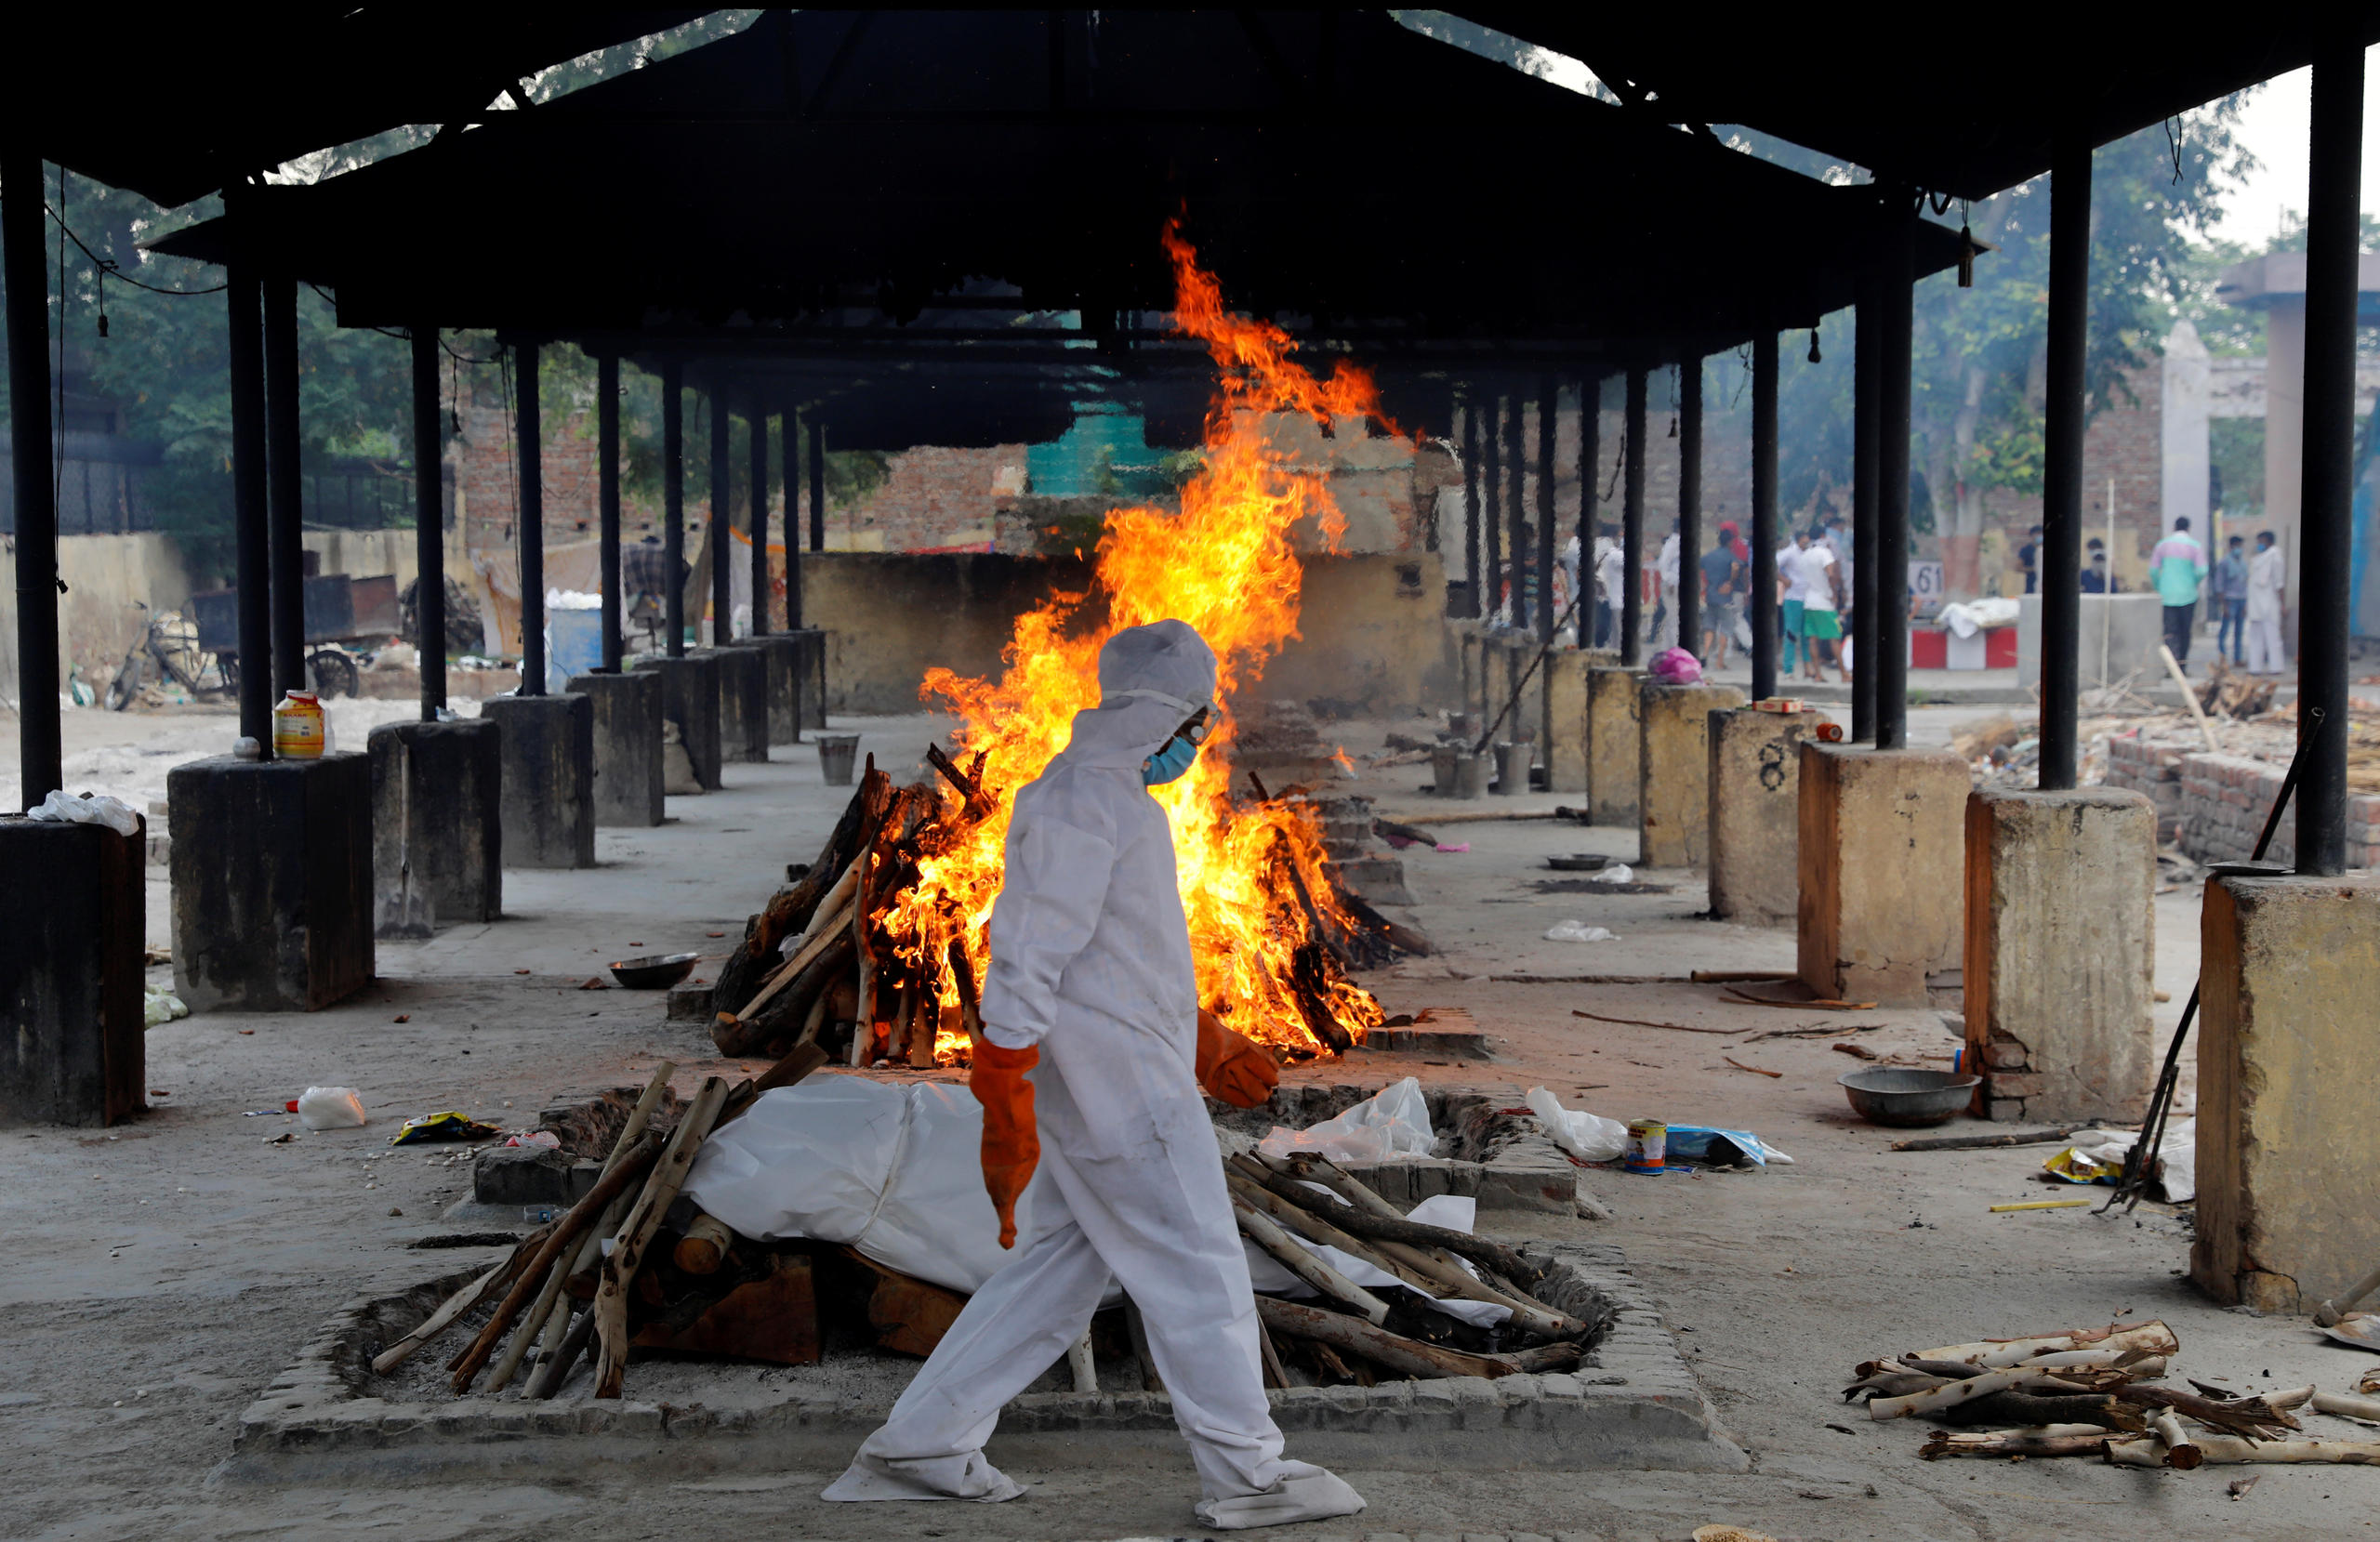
[823,618,1365,1531]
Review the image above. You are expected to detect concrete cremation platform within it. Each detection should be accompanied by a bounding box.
[1795,743,1967,1007]
[1636,681,1744,868]
[635,652,722,792]
[477,693,597,869]
[565,669,665,828]
[1586,666,1646,827]
[728,634,806,745]
[0,815,145,1124]
[1706,705,1819,925]
[368,720,502,938]
[707,645,770,764]
[168,754,374,1011]
[787,626,828,730]
[1962,786,2157,1123]
[2193,872,2380,1314]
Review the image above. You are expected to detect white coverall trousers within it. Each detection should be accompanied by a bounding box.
[823,1105,1301,1508]
[2245,615,2285,675]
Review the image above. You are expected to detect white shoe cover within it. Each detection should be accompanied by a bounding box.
[819,1450,1026,1503]
[1192,1463,1367,1530]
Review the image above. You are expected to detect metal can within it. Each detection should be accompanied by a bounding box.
[1623,1119,1668,1174]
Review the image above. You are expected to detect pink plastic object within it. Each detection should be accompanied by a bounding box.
[1649,647,1703,684]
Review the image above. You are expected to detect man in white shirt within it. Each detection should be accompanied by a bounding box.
[1650,525,1682,649]
[1777,531,1811,661]
[1593,530,1624,651]
[2244,530,2287,676]
[1793,529,1844,681]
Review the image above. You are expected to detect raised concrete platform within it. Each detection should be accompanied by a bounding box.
[1543,650,1591,795]
[478,693,597,870]
[368,720,502,938]
[1707,705,1820,926]
[0,814,144,1124]
[2194,872,2380,1314]
[728,635,806,745]
[635,653,721,792]
[1796,743,1967,1008]
[707,645,770,764]
[781,626,827,731]
[168,754,374,1011]
[1586,666,1646,828]
[565,669,665,828]
[1636,681,1744,868]
[1962,787,2157,1124]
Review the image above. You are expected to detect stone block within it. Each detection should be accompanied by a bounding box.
[1543,649,1592,794]
[1963,787,2157,1124]
[728,634,806,745]
[634,652,721,792]
[705,644,770,764]
[0,815,144,1124]
[368,720,501,938]
[2193,873,2380,1313]
[1795,743,1967,1007]
[1586,666,1646,827]
[1707,706,1818,925]
[168,754,374,1012]
[477,693,596,869]
[473,1144,573,1206]
[1636,681,1745,868]
[566,669,665,828]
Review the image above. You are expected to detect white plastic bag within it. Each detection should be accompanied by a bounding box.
[297,1086,367,1129]
[1525,1087,1628,1164]
[1589,864,1633,885]
[1542,920,1617,942]
[141,984,188,1028]
[1255,1075,1435,1165]
[2059,1120,2194,1202]
[27,789,140,837]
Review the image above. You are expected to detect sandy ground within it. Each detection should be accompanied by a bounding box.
[2,702,2369,1542]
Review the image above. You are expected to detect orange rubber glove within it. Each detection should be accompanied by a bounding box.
[970,1038,1040,1249]
[1196,1008,1279,1110]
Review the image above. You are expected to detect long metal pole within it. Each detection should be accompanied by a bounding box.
[410,325,445,718]
[5,148,60,805]
[1536,376,1557,645]
[1875,222,1916,749]
[1578,376,1600,646]
[749,402,770,637]
[262,274,305,700]
[2296,33,2364,876]
[1621,366,1647,666]
[1677,356,1703,660]
[1751,333,1779,702]
[1460,395,1481,619]
[1506,390,1527,632]
[662,360,684,656]
[229,268,273,745]
[597,351,622,671]
[515,340,545,695]
[782,407,802,628]
[1482,396,1503,625]
[707,392,731,643]
[807,415,825,553]
[1852,279,1880,739]
[2039,137,2092,790]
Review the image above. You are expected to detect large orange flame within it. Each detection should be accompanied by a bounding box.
[885,223,1388,1060]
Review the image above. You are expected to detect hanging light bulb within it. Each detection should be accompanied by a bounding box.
[1958,221,1977,288]
[1807,327,1821,364]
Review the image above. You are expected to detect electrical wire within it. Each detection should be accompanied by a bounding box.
[43,202,226,296]
[308,281,409,340]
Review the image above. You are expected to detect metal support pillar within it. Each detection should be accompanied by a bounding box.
[597,352,622,671]
[782,408,802,628]
[807,416,826,552]
[1578,376,1602,644]
[262,275,305,700]
[2296,34,2364,875]
[1876,223,1916,749]
[1852,280,1880,740]
[7,148,60,807]
[1506,391,1527,631]
[1751,334,1779,702]
[410,326,445,718]
[2039,137,2091,789]
[749,404,770,637]
[515,340,545,695]
[1676,356,1702,660]
[708,393,731,643]
[662,360,684,656]
[1536,376,1557,644]
[230,268,272,744]
[1459,395,1481,619]
[1482,396,1503,625]
[1620,366,1647,666]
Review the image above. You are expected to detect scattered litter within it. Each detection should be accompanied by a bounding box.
[391,1014,410,1023]
[262,1132,294,1145]
[1990,1199,2093,1212]
[1665,1126,1793,1166]
[1590,863,1633,885]
[389,1111,501,1146]
[25,788,141,837]
[1724,1056,1781,1078]
[295,1087,367,1130]
[141,984,188,1028]
[1542,920,1618,943]
[2043,1122,2196,1202]
[1832,1041,1880,1061]
[2228,1475,2260,1499]
[576,977,612,990]
[502,1129,562,1149]
[1435,841,1470,853]
[1649,647,1703,684]
[1524,1087,1627,1163]
[1257,1077,1435,1166]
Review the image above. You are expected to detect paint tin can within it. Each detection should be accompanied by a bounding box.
[1623,1119,1668,1174]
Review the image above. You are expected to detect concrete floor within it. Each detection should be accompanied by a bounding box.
[3,703,2372,1540]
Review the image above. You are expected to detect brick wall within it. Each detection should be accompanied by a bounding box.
[827,444,1025,552]
[2106,734,2380,869]
[452,378,680,554]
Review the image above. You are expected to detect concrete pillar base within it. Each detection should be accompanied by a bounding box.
[2193,873,2380,1313]
[1542,650,1613,796]
[635,653,723,792]
[167,754,374,1011]
[705,645,770,764]
[730,635,806,745]
[369,720,502,938]
[1963,787,2158,1124]
[1707,706,1820,924]
[567,670,666,827]
[1637,681,1746,867]
[787,628,828,731]
[1586,666,1646,827]
[1796,743,1966,1007]
[1,814,144,1124]
[479,693,597,869]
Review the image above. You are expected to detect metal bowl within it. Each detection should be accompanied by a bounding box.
[609,952,700,989]
[1545,853,1611,872]
[1837,1067,1980,1127]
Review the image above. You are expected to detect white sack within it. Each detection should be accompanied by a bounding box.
[1256,1075,1435,1165]
[1525,1087,1628,1164]
[27,788,140,837]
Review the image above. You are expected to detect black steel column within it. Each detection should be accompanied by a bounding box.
[782,408,802,628]
[229,270,273,745]
[807,416,826,552]
[1459,396,1481,619]
[1751,333,1780,702]
[2039,138,2092,790]
[262,275,305,700]
[515,341,545,695]
[597,351,622,671]
[1482,397,1503,625]
[1506,392,1527,630]
[6,148,60,806]
[1536,376,1557,643]
[1677,357,1702,660]
[1621,366,1647,666]
[1578,376,1601,644]
[707,393,731,642]
[749,404,770,637]
[1876,224,1916,750]
[2296,34,2364,875]
[662,360,685,657]
[410,325,446,718]
[1852,281,1881,739]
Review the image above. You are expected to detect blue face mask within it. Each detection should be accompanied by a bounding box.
[1143,734,1199,785]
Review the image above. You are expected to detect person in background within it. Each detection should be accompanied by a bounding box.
[2017,523,2043,594]
[1795,525,1845,682]
[1778,527,1810,663]
[2149,517,2209,668]
[1699,524,1743,671]
[2245,529,2287,676]
[1649,521,1681,649]
[1593,525,1624,651]
[2215,534,2250,666]
[1558,533,1581,642]
[2081,537,2109,593]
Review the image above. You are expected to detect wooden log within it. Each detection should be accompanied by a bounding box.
[1502,1339,1588,1374]
[1245,1171,1539,1285]
[729,859,861,1026]
[2109,1434,2380,1466]
[1067,1330,1098,1393]
[1125,1299,1163,1392]
[1255,1320,1290,1390]
[526,1305,599,1400]
[1265,1153,1556,1314]
[1934,1391,2147,1430]
[1253,1295,1514,1381]
[675,1212,734,1275]
[1232,1196,1391,1325]
[1227,1170,1440,1293]
[1921,1430,2113,1459]
[372,1260,507,1376]
[2312,1390,2380,1423]
[2118,1384,2300,1440]
[1915,1320,2180,1368]
[2151,1408,2204,1469]
[1869,1366,2088,1421]
[593,1076,732,1398]
[1890,1127,2079,1153]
